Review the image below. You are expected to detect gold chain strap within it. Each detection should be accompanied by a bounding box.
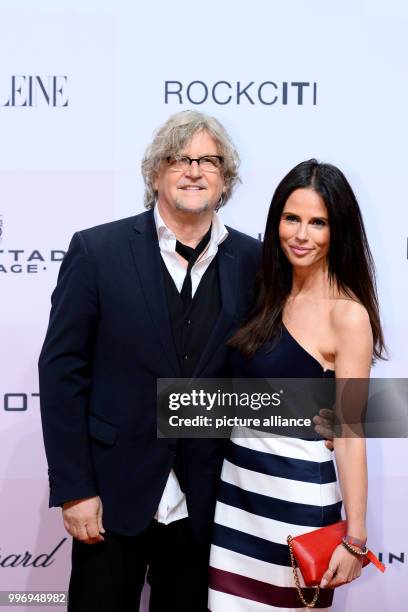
[287,536,320,609]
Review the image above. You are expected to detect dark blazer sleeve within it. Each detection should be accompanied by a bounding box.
[38,231,99,507]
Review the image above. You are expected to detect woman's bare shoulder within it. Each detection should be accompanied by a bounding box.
[330,297,372,342]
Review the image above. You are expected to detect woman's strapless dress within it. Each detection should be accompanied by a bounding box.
[208,326,342,611]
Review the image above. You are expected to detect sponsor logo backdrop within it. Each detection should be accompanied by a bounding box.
[0,1,406,610]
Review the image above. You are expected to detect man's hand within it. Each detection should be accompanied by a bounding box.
[62,496,105,544]
[313,408,336,450]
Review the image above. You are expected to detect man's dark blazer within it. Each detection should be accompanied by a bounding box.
[39,209,261,541]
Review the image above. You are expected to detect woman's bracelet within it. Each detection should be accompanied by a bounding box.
[344,534,367,550]
[341,537,368,557]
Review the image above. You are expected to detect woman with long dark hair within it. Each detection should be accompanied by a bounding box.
[208,159,385,611]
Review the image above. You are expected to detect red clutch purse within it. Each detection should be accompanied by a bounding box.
[287,520,385,608]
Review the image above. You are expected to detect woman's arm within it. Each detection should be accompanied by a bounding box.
[320,301,372,588]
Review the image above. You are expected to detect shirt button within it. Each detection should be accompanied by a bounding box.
[183,353,189,360]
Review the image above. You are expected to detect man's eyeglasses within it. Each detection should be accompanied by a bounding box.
[166,155,223,173]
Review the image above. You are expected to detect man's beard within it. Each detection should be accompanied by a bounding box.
[174,198,210,214]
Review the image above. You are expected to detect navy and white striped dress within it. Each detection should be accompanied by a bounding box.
[208,326,342,611]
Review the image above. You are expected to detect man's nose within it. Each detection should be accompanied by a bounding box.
[186,160,202,178]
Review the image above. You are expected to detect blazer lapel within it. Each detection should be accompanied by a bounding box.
[129,211,181,377]
[193,234,239,376]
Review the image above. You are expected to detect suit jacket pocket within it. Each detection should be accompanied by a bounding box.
[88,413,118,445]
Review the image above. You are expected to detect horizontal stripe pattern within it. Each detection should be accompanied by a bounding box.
[209,587,330,612]
[209,588,295,612]
[218,481,342,527]
[213,524,292,567]
[210,544,304,588]
[209,435,342,611]
[226,441,337,484]
[231,429,335,463]
[209,567,334,609]
[214,501,325,546]
[221,459,342,508]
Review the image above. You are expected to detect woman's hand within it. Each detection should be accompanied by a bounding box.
[320,544,364,588]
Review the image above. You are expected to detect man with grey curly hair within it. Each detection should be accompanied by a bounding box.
[141,109,241,209]
[39,110,261,611]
